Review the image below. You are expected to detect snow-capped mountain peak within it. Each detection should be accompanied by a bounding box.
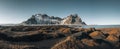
[21,14,86,25]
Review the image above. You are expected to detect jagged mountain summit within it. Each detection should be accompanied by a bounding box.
[21,14,86,25]
[61,14,86,25]
[22,14,62,24]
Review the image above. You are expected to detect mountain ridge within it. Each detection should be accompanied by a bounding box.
[21,14,86,25]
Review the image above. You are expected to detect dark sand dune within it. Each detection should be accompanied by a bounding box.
[0,26,119,49]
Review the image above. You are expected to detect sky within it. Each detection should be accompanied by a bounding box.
[0,0,120,25]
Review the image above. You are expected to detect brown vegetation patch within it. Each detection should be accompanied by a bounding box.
[51,36,83,49]
[89,31,105,39]
[81,39,99,46]
[106,35,119,43]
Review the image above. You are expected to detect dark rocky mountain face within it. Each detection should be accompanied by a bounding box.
[23,15,37,24]
[21,14,86,25]
[61,14,86,25]
[21,14,62,24]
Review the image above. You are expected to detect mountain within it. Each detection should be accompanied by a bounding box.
[61,14,86,25]
[21,14,86,25]
[21,14,62,24]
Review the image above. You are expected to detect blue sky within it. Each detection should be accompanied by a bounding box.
[0,0,120,25]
